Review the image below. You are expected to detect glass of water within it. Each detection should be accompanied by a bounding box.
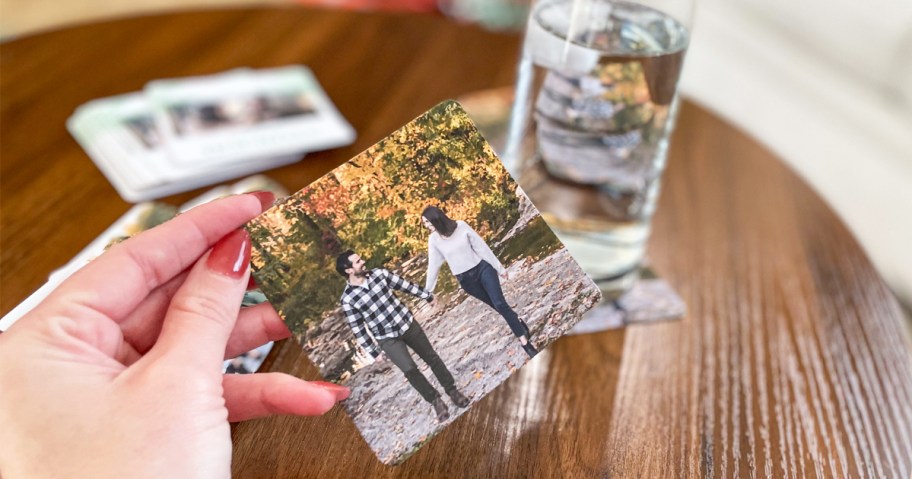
[504,0,693,296]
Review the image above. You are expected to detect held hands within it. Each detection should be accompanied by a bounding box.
[426,295,441,315]
[0,193,349,478]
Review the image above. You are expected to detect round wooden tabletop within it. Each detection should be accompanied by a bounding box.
[2,7,911,478]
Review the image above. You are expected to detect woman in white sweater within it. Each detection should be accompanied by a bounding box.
[421,206,537,358]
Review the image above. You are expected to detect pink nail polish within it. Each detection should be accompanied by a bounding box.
[248,191,275,211]
[311,381,351,400]
[206,229,250,279]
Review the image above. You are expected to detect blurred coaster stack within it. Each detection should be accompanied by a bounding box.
[68,66,355,202]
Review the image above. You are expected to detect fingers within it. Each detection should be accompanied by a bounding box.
[151,229,251,368]
[223,373,349,422]
[116,278,287,359]
[114,269,192,354]
[48,192,273,321]
[224,303,291,359]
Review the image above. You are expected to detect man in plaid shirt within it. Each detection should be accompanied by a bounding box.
[337,250,469,421]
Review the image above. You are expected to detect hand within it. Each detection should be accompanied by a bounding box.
[0,193,349,478]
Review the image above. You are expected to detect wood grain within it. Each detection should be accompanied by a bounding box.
[603,106,912,477]
[2,8,910,478]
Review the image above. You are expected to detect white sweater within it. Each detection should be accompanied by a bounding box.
[425,220,506,292]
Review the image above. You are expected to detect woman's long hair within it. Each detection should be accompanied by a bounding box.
[422,205,458,237]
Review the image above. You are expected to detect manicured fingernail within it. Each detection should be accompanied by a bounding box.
[248,191,275,211]
[311,381,351,401]
[246,275,257,290]
[206,229,250,279]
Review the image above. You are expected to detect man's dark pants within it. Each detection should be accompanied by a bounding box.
[378,321,456,403]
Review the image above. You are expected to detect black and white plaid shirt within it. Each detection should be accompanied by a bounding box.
[340,268,434,358]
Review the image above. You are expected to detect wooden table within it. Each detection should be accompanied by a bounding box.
[2,7,911,478]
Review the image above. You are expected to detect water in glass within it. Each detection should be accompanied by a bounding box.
[506,0,689,294]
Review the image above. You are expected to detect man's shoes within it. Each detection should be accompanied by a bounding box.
[448,390,470,408]
[432,397,450,422]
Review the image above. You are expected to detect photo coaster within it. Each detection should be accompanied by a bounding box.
[566,265,686,334]
[245,101,602,464]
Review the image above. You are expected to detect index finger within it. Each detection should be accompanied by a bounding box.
[45,192,273,320]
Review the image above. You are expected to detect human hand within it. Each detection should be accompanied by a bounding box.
[0,193,349,478]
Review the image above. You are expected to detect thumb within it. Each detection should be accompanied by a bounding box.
[152,229,251,369]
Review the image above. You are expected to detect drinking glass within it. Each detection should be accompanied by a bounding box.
[504,0,693,296]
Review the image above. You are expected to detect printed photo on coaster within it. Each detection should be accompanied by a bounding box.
[146,66,355,166]
[245,100,601,465]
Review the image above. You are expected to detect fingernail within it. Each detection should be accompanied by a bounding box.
[246,275,257,290]
[207,229,250,279]
[248,191,275,211]
[311,381,351,401]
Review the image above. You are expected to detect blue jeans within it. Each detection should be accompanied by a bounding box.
[456,261,528,338]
